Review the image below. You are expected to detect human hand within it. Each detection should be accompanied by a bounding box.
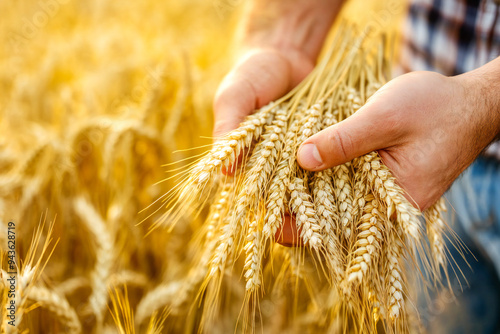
[213,47,314,139]
[297,70,500,214]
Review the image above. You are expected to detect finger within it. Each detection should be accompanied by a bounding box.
[275,214,303,247]
[297,100,405,171]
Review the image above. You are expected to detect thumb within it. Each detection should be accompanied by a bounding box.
[297,103,403,170]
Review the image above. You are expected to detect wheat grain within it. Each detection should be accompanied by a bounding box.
[206,185,232,242]
[296,103,323,144]
[368,288,383,322]
[351,158,368,221]
[208,217,238,278]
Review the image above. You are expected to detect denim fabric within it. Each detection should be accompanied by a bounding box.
[449,156,500,278]
[421,157,500,333]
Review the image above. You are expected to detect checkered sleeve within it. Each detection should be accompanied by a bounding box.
[399,0,500,159]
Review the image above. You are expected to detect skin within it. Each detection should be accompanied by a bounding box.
[213,0,343,138]
[213,0,500,246]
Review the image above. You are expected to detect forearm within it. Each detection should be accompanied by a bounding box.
[456,56,500,148]
[239,0,344,61]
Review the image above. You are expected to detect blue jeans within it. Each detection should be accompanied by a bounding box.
[421,157,500,333]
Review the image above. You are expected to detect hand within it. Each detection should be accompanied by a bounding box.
[213,47,314,138]
[297,70,500,213]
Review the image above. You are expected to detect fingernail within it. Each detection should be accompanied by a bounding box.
[298,143,323,169]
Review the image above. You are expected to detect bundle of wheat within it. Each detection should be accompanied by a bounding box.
[156,27,452,333]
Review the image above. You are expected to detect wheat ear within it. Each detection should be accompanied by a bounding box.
[362,152,422,239]
[2,217,55,334]
[368,288,383,323]
[243,220,263,291]
[386,230,405,322]
[334,163,354,239]
[135,282,181,325]
[73,197,114,327]
[289,177,323,249]
[345,194,384,285]
[28,286,82,333]
[262,119,300,240]
[2,266,36,334]
[207,217,238,278]
[312,170,343,280]
[426,198,447,273]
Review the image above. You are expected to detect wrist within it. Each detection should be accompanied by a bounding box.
[240,0,343,62]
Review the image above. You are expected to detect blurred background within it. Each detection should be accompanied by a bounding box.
[0,0,405,332]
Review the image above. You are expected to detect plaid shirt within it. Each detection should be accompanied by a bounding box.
[400,0,500,159]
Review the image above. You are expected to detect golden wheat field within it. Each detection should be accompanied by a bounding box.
[0,0,441,333]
